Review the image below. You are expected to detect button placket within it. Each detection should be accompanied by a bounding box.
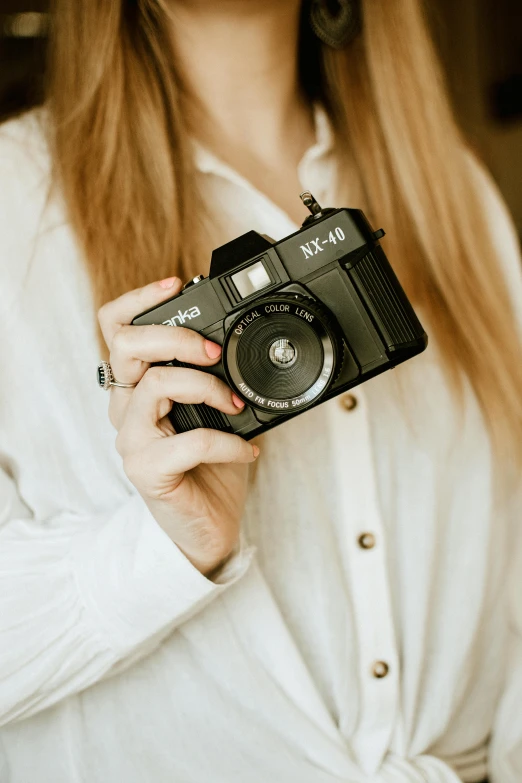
[328,390,399,774]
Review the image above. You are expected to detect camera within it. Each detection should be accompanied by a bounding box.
[132,192,428,440]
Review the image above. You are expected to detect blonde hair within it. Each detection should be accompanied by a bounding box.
[47,0,522,460]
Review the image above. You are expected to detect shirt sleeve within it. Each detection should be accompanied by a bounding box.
[463,153,522,782]
[488,533,522,783]
[489,632,522,781]
[0,466,254,726]
[0,115,255,727]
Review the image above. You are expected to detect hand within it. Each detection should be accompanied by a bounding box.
[98,276,259,576]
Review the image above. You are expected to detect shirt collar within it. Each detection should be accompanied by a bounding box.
[191,102,334,179]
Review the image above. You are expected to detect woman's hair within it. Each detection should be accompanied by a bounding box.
[47,0,522,461]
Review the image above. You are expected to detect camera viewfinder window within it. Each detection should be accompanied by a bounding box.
[231,260,271,299]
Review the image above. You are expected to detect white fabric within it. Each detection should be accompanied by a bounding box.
[0,107,520,783]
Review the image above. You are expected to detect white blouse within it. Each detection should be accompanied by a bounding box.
[0,108,521,783]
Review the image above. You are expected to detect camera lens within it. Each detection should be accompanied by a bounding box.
[236,313,323,399]
[224,294,342,413]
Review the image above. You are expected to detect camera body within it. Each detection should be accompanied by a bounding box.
[132,197,427,440]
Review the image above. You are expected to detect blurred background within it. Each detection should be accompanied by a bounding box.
[0,0,521,239]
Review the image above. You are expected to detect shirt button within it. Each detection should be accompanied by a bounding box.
[339,393,357,411]
[372,661,389,678]
[357,532,376,549]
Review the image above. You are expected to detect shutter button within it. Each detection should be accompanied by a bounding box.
[372,661,389,678]
[183,275,205,290]
[340,393,357,411]
[358,532,376,549]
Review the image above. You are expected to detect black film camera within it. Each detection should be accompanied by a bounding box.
[133,192,428,440]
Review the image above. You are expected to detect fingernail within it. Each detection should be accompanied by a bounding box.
[159,276,178,289]
[252,445,260,458]
[204,340,222,359]
[232,393,245,409]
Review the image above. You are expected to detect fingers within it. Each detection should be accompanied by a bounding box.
[155,429,259,476]
[124,430,259,493]
[109,324,223,388]
[98,277,183,348]
[116,365,244,448]
[107,320,224,430]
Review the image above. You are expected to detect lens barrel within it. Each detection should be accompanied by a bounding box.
[223,294,342,414]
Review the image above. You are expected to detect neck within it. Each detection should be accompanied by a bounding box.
[168,0,314,167]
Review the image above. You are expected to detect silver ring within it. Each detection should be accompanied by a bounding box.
[97,360,138,390]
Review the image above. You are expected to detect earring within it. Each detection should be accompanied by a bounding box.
[309,0,361,50]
